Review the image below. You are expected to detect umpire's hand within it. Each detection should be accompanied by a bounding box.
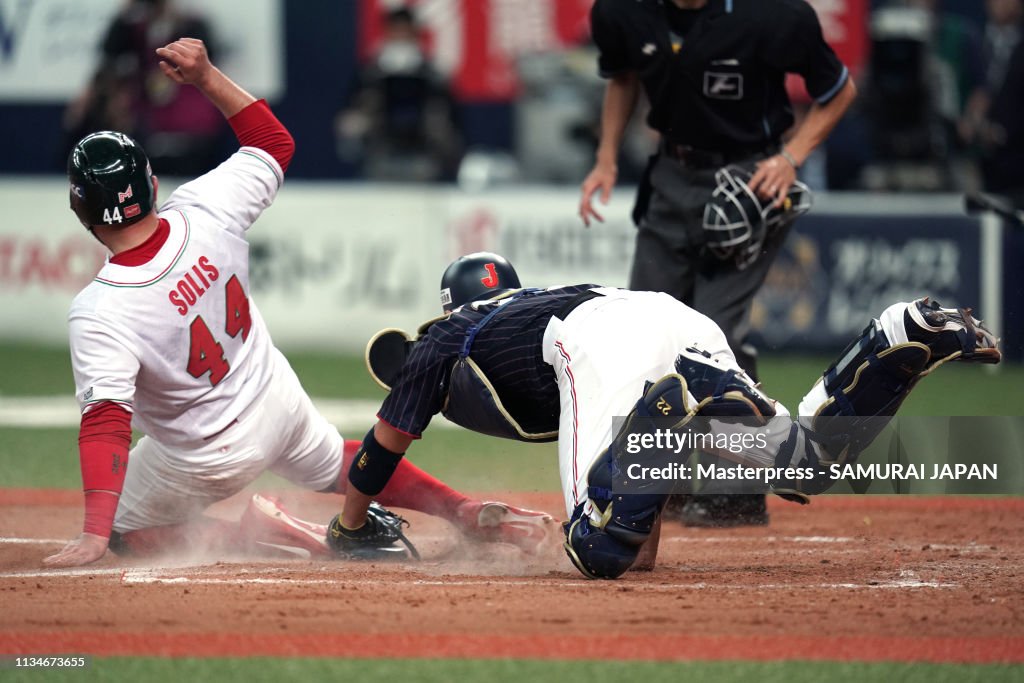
[579,160,617,227]
[749,153,798,208]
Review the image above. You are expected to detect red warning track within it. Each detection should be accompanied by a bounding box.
[2,490,1023,663]
[3,632,1022,663]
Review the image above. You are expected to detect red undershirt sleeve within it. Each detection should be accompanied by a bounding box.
[78,401,132,538]
[227,99,296,172]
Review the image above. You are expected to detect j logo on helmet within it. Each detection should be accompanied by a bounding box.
[481,263,499,288]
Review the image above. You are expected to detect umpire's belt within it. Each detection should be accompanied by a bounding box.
[662,141,778,170]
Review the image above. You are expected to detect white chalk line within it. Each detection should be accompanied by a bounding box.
[668,536,854,544]
[117,574,955,590]
[0,565,957,590]
[1,535,853,547]
[0,567,126,578]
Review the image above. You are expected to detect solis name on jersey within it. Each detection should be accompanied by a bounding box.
[169,256,220,316]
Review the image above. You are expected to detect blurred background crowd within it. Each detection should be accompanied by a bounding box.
[3,0,1022,208]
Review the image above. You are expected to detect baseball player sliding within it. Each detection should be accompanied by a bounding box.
[338,252,1000,578]
[44,39,552,568]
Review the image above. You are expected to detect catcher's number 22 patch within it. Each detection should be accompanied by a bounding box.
[704,72,743,100]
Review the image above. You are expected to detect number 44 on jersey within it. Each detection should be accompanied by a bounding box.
[187,275,252,386]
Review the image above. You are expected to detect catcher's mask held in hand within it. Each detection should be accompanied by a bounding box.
[702,165,812,270]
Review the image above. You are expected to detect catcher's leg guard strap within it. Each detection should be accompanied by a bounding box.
[348,428,405,496]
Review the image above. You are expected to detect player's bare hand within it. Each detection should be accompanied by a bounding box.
[42,533,109,567]
[155,37,213,87]
[749,155,798,208]
[579,162,617,227]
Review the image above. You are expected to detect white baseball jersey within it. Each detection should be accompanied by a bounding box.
[69,147,283,447]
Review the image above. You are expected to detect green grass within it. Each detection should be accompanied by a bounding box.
[2,343,1023,415]
[0,426,560,493]
[0,345,383,400]
[4,658,1021,683]
[0,344,75,396]
[1,343,1021,492]
[758,354,1024,416]
[0,427,81,488]
[284,350,383,400]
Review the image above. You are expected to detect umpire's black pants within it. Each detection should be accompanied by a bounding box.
[628,152,791,382]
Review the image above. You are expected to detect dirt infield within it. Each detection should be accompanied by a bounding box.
[1,490,1022,663]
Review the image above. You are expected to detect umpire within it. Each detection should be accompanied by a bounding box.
[578,0,857,526]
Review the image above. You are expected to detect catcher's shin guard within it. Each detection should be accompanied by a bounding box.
[563,504,639,580]
[799,317,930,467]
[672,347,778,516]
[789,299,1000,495]
[674,346,776,419]
[564,374,689,578]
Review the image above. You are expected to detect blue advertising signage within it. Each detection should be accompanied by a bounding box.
[750,214,982,351]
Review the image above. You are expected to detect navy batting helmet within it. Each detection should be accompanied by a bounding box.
[439,252,521,312]
[68,131,155,229]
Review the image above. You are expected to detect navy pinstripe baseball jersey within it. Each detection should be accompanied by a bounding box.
[378,284,599,437]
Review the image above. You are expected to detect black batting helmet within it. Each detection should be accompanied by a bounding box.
[439,252,521,312]
[68,131,155,229]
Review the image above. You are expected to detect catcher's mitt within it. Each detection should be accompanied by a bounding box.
[365,328,416,392]
[327,502,420,561]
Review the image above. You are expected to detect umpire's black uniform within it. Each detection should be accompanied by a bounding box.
[591,0,849,377]
[590,0,850,524]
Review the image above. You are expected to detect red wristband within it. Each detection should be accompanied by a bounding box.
[83,490,120,538]
[78,402,132,538]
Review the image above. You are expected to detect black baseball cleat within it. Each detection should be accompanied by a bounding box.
[672,493,769,528]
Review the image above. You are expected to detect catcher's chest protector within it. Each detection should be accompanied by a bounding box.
[441,289,557,442]
[442,357,558,442]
